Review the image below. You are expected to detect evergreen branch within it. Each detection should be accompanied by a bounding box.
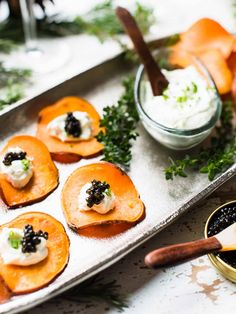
[62,275,128,312]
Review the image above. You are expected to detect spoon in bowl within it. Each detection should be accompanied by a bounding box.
[145,222,236,268]
[116,6,168,96]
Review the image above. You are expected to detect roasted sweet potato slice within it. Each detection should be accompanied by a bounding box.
[169,48,193,69]
[0,276,11,304]
[37,97,103,163]
[0,135,59,208]
[62,162,145,234]
[174,18,235,58]
[0,212,69,294]
[199,49,233,95]
[170,48,232,94]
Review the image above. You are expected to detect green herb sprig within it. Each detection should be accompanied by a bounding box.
[165,100,236,181]
[96,76,139,170]
[0,63,32,110]
[62,275,128,312]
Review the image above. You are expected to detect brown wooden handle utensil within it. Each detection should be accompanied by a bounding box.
[145,237,222,268]
[116,6,168,96]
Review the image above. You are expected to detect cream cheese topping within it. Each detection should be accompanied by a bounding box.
[143,66,216,130]
[78,182,116,214]
[0,227,48,266]
[47,111,92,142]
[0,147,33,189]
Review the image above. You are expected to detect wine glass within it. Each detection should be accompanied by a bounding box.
[2,0,70,74]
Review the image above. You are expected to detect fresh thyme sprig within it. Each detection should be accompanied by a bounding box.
[96,76,139,170]
[0,0,155,53]
[165,100,236,181]
[62,275,128,312]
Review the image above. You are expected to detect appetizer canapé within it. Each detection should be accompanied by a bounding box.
[62,162,145,236]
[0,135,58,208]
[0,212,69,295]
[37,96,103,163]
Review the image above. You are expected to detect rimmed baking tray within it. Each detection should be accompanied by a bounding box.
[1,39,236,314]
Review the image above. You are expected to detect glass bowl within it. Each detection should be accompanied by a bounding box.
[134,48,222,150]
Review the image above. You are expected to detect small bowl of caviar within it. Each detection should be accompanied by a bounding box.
[205,200,236,283]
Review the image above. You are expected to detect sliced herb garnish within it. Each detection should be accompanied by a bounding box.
[96,76,139,170]
[105,187,112,197]
[21,159,30,171]
[162,88,169,100]
[192,81,198,93]
[8,231,22,249]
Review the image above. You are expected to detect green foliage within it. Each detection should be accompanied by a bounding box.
[62,275,128,312]
[0,63,31,110]
[0,1,155,53]
[0,62,31,87]
[0,39,18,54]
[96,76,139,170]
[164,100,236,181]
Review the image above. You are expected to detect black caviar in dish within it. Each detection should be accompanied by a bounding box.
[207,204,236,268]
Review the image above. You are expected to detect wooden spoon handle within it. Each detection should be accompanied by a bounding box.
[116,6,168,96]
[145,237,222,268]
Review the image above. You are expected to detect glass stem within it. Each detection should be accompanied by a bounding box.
[20,0,38,52]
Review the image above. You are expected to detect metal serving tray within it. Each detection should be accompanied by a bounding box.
[1,44,236,314]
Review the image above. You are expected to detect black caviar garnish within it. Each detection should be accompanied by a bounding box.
[3,151,26,166]
[208,205,236,268]
[21,224,48,254]
[65,112,82,138]
[86,180,110,208]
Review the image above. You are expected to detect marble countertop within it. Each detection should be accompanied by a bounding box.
[3,0,236,313]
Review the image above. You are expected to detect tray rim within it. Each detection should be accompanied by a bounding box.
[1,36,236,314]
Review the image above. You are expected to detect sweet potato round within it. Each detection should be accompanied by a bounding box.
[0,212,70,294]
[0,276,11,304]
[0,135,59,208]
[36,96,103,163]
[62,162,145,233]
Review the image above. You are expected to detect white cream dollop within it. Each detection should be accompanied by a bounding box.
[47,111,92,142]
[0,147,33,189]
[0,227,48,266]
[143,66,217,130]
[78,182,116,214]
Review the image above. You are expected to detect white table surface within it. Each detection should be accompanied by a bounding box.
[3,0,236,313]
